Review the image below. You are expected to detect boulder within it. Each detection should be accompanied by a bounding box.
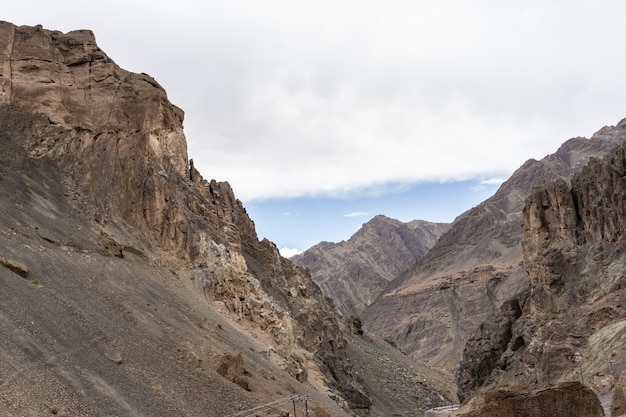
[0,256,29,277]
[454,382,604,417]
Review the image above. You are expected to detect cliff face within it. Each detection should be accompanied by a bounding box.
[455,134,626,414]
[362,126,626,373]
[523,140,626,390]
[293,215,449,316]
[0,21,374,415]
[0,21,232,264]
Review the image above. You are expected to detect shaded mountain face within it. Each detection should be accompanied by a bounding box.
[292,215,449,316]
[0,22,381,416]
[454,131,626,416]
[362,122,626,373]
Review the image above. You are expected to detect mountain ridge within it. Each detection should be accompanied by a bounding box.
[453,125,626,416]
[362,123,626,373]
[293,214,449,316]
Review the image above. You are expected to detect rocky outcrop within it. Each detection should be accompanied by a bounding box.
[456,296,526,402]
[0,256,29,277]
[0,21,370,413]
[293,215,449,316]
[612,372,626,417]
[216,353,250,390]
[363,124,626,373]
[453,382,604,417]
[0,21,191,260]
[520,139,626,389]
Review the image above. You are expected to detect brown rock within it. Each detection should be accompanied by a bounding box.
[454,381,604,417]
[234,376,251,391]
[456,296,524,402]
[460,137,626,410]
[0,256,29,277]
[216,353,246,382]
[518,141,626,388]
[215,354,252,391]
[348,316,364,335]
[522,178,580,314]
[105,350,123,365]
[612,370,626,417]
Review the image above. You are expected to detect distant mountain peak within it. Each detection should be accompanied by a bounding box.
[293,216,449,316]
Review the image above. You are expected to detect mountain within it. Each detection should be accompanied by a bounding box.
[0,22,455,416]
[292,215,449,316]
[362,123,626,373]
[454,128,626,416]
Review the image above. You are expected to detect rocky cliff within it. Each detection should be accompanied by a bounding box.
[454,132,626,415]
[293,215,449,316]
[0,21,380,416]
[362,123,626,374]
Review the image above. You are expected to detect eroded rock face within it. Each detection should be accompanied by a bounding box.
[293,215,449,316]
[457,136,626,411]
[0,21,367,409]
[363,125,626,374]
[612,371,626,417]
[0,21,192,261]
[519,140,626,391]
[456,296,525,402]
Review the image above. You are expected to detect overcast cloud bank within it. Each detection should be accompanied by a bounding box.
[6,2,626,251]
[6,1,626,203]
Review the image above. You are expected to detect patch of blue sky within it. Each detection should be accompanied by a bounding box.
[245,178,504,254]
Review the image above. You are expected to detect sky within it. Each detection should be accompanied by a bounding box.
[5,1,626,255]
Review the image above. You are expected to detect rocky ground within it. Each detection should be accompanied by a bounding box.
[0,156,353,415]
[345,326,457,417]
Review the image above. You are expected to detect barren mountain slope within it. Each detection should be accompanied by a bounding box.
[363,122,626,373]
[0,21,356,416]
[0,153,346,416]
[0,21,454,417]
[293,215,449,316]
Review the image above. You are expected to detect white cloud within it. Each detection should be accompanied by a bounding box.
[6,1,626,202]
[470,177,507,191]
[181,1,626,202]
[344,211,369,218]
[279,247,302,258]
[480,178,507,186]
